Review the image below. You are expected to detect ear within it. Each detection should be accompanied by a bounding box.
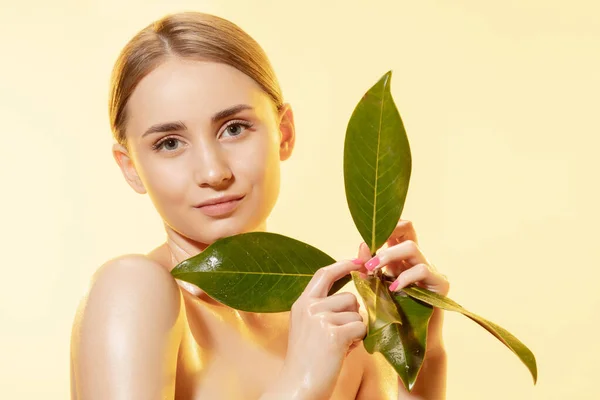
[112,143,147,194]
[277,103,296,161]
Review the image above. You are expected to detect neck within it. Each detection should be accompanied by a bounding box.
[162,220,268,269]
[161,220,268,306]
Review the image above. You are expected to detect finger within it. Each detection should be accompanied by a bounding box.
[336,320,367,345]
[358,242,371,260]
[346,340,362,355]
[388,263,450,295]
[353,242,372,274]
[306,260,362,298]
[327,311,363,326]
[382,260,411,280]
[386,219,418,247]
[381,220,418,277]
[365,239,428,272]
[310,292,359,314]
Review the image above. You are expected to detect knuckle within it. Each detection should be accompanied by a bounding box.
[354,318,366,331]
[291,300,301,312]
[442,276,450,290]
[317,313,329,328]
[318,267,332,281]
[306,300,320,316]
[343,292,357,302]
[314,267,327,279]
[346,322,366,345]
[417,263,430,274]
[400,219,414,231]
[404,239,418,251]
[341,292,359,309]
[294,297,312,313]
[358,323,367,338]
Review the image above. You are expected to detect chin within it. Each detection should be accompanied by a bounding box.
[168,195,273,246]
[184,217,259,246]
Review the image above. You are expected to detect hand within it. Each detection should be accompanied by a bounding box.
[279,259,367,400]
[355,219,450,352]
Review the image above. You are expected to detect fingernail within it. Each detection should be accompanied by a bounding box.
[389,280,399,291]
[365,256,380,271]
[351,258,363,265]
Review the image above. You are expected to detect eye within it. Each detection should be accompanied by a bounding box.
[220,120,253,139]
[152,137,182,152]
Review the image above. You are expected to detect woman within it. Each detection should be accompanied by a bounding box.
[70,11,449,400]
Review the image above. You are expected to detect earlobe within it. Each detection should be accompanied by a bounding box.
[112,143,147,194]
[278,103,296,162]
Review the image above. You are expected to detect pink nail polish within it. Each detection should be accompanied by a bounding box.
[365,256,380,271]
[351,258,363,265]
[389,280,399,291]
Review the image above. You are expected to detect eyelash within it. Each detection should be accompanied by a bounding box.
[151,120,254,152]
[221,120,253,139]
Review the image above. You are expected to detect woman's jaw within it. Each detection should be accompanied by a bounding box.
[163,194,271,267]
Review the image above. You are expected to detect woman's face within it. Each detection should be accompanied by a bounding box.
[113,58,295,245]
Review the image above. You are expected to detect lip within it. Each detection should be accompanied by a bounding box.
[194,194,245,217]
[196,194,245,207]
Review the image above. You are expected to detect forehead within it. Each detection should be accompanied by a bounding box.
[126,58,271,134]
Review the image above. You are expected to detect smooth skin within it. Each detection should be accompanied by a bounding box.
[70,57,449,399]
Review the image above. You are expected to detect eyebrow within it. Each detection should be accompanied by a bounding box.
[141,104,254,138]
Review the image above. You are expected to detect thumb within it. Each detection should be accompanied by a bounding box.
[358,242,371,260]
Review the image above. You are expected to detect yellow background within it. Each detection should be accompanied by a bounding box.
[1,0,598,398]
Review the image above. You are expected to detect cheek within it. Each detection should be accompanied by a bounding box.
[228,134,281,207]
[236,135,279,184]
[138,156,190,203]
[254,140,282,204]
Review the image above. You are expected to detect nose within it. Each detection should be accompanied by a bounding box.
[193,143,233,188]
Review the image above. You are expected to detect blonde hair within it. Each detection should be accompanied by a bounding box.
[108,11,284,146]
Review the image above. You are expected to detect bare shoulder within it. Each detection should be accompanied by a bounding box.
[72,254,183,333]
[70,254,184,400]
[91,253,177,286]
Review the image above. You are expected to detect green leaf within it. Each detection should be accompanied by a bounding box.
[344,70,412,255]
[352,272,434,391]
[403,285,538,384]
[171,232,349,313]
